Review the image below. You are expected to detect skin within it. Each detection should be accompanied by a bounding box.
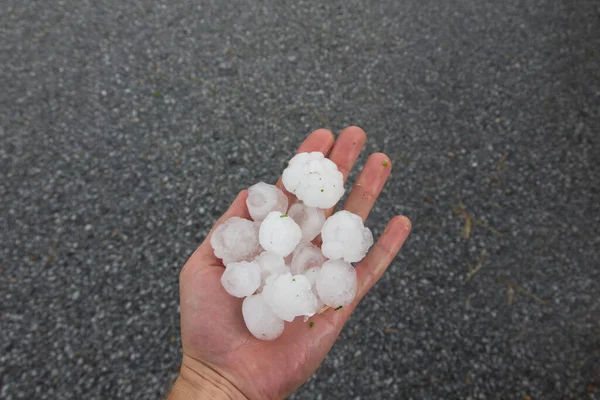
[169,127,412,400]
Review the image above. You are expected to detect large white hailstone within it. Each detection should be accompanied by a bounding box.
[255,251,289,291]
[287,201,326,242]
[303,267,325,310]
[211,217,261,265]
[316,260,357,308]
[259,211,302,257]
[290,242,326,275]
[246,182,288,222]
[220,261,261,298]
[303,267,320,286]
[262,273,318,322]
[242,293,285,341]
[320,210,373,263]
[282,152,344,209]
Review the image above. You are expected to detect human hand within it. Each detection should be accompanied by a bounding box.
[169,127,411,400]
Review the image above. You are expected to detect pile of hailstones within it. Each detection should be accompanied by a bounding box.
[211,152,373,340]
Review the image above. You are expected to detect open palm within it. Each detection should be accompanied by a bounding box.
[174,127,411,400]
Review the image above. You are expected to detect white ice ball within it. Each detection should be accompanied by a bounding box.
[287,201,326,242]
[210,217,261,265]
[320,210,373,263]
[290,242,325,275]
[316,260,357,308]
[242,293,285,341]
[259,211,302,257]
[246,182,288,222]
[254,251,289,291]
[303,267,325,310]
[304,266,320,286]
[282,152,344,209]
[220,260,262,298]
[262,273,318,322]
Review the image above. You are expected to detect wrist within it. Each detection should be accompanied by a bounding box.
[168,355,247,400]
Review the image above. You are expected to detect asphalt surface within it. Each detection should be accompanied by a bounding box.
[1,1,599,399]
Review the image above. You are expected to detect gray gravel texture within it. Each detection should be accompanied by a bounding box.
[1,0,600,399]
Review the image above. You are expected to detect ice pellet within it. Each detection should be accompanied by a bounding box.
[282,152,344,209]
[246,182,288,222]
[303,267,325,309]
[290,242,325,275]
[320,210,373,263]
[220,260,261,298]
[259,211,302,257]
[316,260,357,308]
[287,201,326,242]
[210,217,261,265]
[242,293,285,340]
[262,273,318,322]
[255,251,289,290]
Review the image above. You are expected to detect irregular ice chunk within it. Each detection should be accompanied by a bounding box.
[210,217,261,265]
[303,267,325,309]
[287,201,326,242]
[290,242,325,275]
[254,251,289,291]
[220,261,261,298]
[320,210,373,263]
[246,182,288,222]
[282,152,344,209]
[259,211,302,257]
[242,293,285,340]
[303,266,320,286]
[262,273,318,322]
[316,260,357,308]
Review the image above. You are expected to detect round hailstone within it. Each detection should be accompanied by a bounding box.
[246,182,288,222]
[262,273,318,322]
[259,211,302,257]
[210,217,261,265]
[287,201,326,242]
[290,242,326,275]
[303,267,325,310]
[220,261,261,298]
[254,251,289,291]
[320,210,373,263]
[282,152,344,209]
[242,293,285,341]
[304,267,320,285]
[316,260,357,308]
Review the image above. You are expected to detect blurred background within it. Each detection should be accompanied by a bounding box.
[1,1,599,399]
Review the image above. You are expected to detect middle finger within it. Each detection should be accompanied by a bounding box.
[322,126,367,216]
[343,152,392,222]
